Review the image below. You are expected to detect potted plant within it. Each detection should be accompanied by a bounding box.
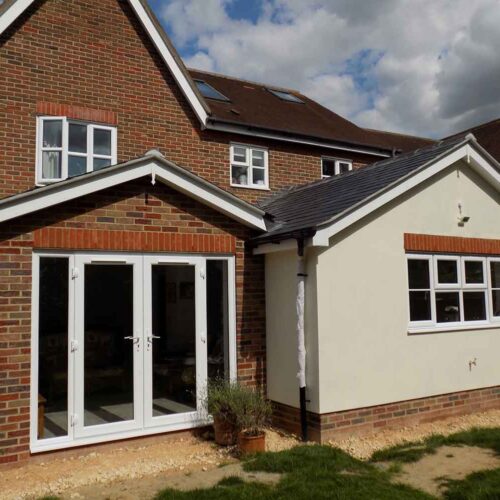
[206,379,243,446]
[235,388,272,455]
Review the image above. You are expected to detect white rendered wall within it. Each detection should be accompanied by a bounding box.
[316,161,500,414]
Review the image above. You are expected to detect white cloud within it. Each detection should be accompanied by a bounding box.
[161,0,500,138]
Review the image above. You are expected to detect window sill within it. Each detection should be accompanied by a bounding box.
[230,183,270,191]
[408,323,500,335]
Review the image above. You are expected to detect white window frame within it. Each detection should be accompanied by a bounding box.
[407,253,500,333]
[229,143,269,190]
[321,157,353,178]
[36,117,117,185]
[489,258,500,321]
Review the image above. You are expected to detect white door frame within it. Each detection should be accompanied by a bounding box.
[73,253,144,439]
[143,254,207,429]
[30,251,236,453]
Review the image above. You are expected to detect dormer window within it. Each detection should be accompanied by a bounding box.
[37,117,117,184]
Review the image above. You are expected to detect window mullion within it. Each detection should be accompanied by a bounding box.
[62,119,69,180]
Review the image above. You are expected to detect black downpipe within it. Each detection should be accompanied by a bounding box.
[297,238,308,442]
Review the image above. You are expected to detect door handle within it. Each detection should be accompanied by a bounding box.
[146,335,160,351]
[124,336,141,351]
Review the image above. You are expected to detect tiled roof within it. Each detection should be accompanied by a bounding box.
[255,134,469,242]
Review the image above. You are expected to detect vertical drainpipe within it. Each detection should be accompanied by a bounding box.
[296,238,308,441]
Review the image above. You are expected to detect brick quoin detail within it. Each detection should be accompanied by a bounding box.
[33,228,236,253]
[36,102,118,126]
[272,386,500,443]
[404,233,500,255]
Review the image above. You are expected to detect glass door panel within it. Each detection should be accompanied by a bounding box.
[151,265,197,417]
[83,264,134,426]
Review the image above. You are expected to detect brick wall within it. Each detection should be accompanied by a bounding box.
[0,0,375,203]
[0,178,266,465]
[405,233,500,255]
[272,386,500,443]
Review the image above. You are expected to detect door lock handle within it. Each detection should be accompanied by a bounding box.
[124,336,141,352]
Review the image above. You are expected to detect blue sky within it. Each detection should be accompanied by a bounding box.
[148,0,500,139]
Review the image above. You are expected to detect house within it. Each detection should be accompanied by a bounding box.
[0,0,498,467]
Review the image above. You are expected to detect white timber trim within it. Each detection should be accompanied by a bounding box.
[312,141,500,246]
[0,155,267,230]
[0,0,35,34]
[253,239,301,255]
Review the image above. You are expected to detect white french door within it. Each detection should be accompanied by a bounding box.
[74,254,144,439]
[32,251,234,452]
[143,255,207,429]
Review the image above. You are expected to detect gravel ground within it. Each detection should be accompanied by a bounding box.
[1,411,498,499]
[328,409,500,459]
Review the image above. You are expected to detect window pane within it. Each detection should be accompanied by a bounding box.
[94,129,112,156]
[207,261,230,381]
[42,151,61,179]
[408,259,430,289]
[409,291,431,322]
[252,168,266,186]
[38,257,69,439]
[233,147,247,163]
[93,158,112,171]
[322,159,335,177]
[437,260,458,284]
[252,150,265,167]
[463,291,486,321]
[435,292,460,323]
[338,162,351,174]
[69,123,87,153]
[43,120,62,148]
[491,262,500,288]
[68,155,87,177]
[492,290,500,317]
[231,165,248,185]
[464,260,484,284]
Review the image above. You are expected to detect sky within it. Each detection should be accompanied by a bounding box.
[148,0,500,139]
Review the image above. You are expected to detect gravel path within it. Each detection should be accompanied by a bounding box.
[0,410,498,499]
[328,409,500,459]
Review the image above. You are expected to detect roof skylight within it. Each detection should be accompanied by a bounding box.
[268,88,304,103]
[194,80,230,102]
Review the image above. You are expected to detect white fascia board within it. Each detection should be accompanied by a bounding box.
[311,143,498,247]
[465,143,500,191]
[0,0,35,35]
[0,159,266,231]
[127,0,208,126]
[206,122,391,158]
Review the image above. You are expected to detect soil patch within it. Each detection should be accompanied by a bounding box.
[392,445,500,497]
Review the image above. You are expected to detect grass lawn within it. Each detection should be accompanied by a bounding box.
[156,428,500,500]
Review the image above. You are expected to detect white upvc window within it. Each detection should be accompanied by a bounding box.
[36,117,117,184]
[321,157,352,178]
[230,144,269,190]
[407,254,500,331]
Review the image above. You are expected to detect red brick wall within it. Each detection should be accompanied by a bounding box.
[0,0,375,203]
[0,178,266,465]
[272,386,500,443]
[405,233,500,255]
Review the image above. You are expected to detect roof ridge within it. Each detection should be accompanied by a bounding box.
[187,67,301,95]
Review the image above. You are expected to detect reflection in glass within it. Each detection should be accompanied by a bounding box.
[151,265,197,417]
[491,262,500,288]
[408,260,430,289]
[207,261,230,380]
[464,261,484,284]
[93,129,112,156]
[436,292,460,323]
[409,291,431,322]
[43,120,62,148]
[93,158,111,170]
[84,264,134,426]
[69,123,87,153]
[38,257,69,440]
[68,155,87,177]
[493,290,500,317]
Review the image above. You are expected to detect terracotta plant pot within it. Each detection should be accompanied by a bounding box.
[238,430,266,455]
[213,415,237,446]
